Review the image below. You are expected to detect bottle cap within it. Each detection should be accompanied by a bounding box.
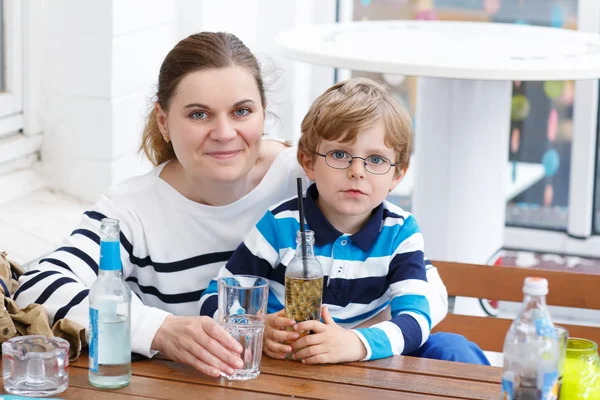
[523,277,548,296]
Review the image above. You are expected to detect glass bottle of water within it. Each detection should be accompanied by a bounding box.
[89,218,131,389]
[500,277,560,400]
[285,230,324,324]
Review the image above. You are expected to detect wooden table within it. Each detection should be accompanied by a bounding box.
[1,354,503,399]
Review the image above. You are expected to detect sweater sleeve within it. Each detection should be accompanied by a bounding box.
[198,210,282,318]
[13,195,170,358]
[351,215,431,360]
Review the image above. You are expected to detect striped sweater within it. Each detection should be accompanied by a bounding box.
[200,183,446,360]
[14,146,307,357]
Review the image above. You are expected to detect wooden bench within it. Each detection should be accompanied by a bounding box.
[431,260,600,353]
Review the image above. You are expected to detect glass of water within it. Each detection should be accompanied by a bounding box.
[218,275,269,380]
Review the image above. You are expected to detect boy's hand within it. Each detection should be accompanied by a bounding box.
[291,306,367,364]
[263,309,299,359]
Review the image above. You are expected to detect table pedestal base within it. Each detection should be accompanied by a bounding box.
[413,78,512,264]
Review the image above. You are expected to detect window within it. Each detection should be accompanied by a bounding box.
[339,0,600,257]
[0,0,23,139]
[0,0,44,176]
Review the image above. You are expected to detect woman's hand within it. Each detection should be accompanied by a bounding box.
[291,306,367,364]
[263,309,299,359]
[151,315,243,377]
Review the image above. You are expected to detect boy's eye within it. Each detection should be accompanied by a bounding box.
[234,108,250,117]
[331,151,349,160]
[368,155,385,165]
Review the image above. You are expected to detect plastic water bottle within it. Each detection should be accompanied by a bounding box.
[89,218,131,389]
[500,277,560,400]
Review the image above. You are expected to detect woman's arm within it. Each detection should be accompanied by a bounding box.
[424,259,448,327]
[14,196,170,358]
[15,195,244,376]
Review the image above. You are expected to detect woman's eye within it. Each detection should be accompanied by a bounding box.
[190,111,207,119]
[234,108,250,117]
[332,151,348,159]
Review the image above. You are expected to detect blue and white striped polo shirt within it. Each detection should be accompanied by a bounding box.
[199,183,431,360]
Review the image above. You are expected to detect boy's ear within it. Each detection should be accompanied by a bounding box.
[389,167,407,192]
[299,151,316,181]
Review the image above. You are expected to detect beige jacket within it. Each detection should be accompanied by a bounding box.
[0,251,86,361]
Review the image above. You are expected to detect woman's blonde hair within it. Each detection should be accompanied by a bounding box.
[140,32,266,166]
[298,78,413,173]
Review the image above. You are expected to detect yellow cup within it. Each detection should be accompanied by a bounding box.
[560,338,600,399]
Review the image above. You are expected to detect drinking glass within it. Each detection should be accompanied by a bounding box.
[561,338,600,399]
[2,335,70,397]
[217,275,268,380]
[555,326,568,399]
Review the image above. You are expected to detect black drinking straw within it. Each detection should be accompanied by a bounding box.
[296,178,308,278]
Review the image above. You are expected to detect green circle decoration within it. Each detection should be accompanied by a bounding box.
[511,95,531,122]
[543,81,565,100]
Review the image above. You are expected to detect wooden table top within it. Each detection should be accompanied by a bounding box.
[1,354,503,399]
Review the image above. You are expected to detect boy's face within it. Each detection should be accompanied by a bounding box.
[301,121,406,233]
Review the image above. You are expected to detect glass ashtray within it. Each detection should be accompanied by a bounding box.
[2,335,70,397]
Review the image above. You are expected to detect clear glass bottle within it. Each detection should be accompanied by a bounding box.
[89,218,131,389]
[285,230,324,326]
[500,277,560,400]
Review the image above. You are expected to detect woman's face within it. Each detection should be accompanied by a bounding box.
[157,66,265,183]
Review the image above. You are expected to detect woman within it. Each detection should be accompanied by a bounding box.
[15,32,303,377]
[15,32,487,378]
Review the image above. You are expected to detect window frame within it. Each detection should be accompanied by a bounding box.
[0,0,23,139]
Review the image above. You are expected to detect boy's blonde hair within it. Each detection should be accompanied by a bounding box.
[298,77,413,173]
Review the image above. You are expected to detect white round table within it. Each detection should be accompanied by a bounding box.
[275,20,600,264]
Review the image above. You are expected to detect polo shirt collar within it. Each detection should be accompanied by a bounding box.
[304,183,384,252]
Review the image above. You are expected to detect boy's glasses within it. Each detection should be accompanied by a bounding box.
[315,150,395,175]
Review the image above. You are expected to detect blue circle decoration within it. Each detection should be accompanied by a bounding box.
[551,5,564,28]
[541,148,560,177]
[360,0,372,7]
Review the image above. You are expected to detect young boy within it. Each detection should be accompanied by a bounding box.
[200,78,444,363]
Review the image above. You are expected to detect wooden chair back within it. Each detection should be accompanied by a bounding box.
[431,260,600,352]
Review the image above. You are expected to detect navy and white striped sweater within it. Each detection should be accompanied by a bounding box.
[200,183,446,360]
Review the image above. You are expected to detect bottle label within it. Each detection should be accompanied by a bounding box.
[542,371,559,400]
[535,318,557,338]
[89,307,99,373]
[535,318,559,399]
[500,377,514,400]
[90,301,131,366]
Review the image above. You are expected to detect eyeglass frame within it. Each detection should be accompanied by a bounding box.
[315,150,396,175]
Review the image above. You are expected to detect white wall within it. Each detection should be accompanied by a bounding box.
[37,0,177,202]
[33,0,336,203]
